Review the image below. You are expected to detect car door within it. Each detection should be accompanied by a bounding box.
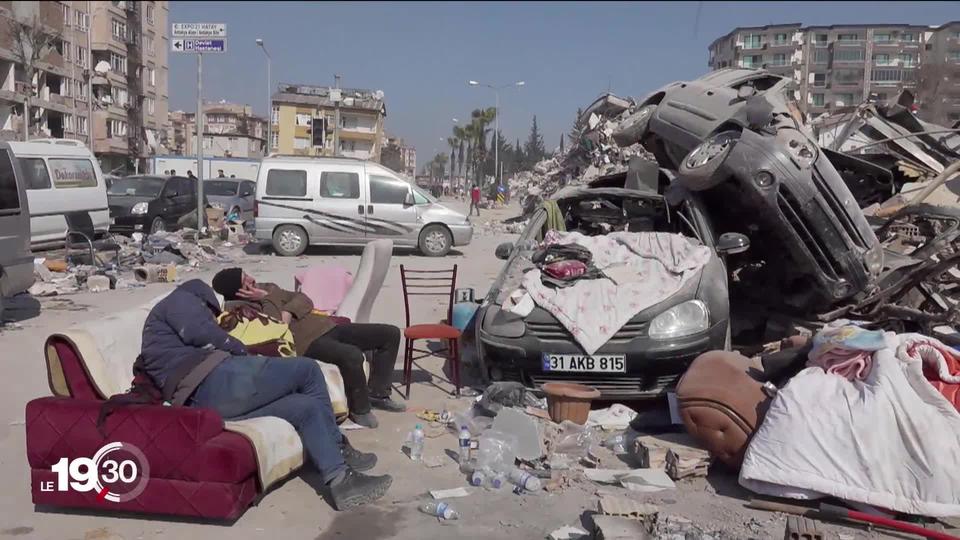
[239,181,256,214]
[159,178,182,227]
[366,172,419,245]
[313,168,366,243]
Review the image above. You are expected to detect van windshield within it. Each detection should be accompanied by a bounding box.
[412,185,436,204]
[205,180,239,196]
[108,176,165,197]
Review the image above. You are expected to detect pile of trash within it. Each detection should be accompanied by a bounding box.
[510,93,656,212]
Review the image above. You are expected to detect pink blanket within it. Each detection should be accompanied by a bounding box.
[295,265,353,314]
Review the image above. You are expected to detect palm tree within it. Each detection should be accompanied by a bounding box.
[469,107,497,185]
[462,122,476,183]
[447,136,458,183]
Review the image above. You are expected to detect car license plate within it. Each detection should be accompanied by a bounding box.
[542,353,626,373]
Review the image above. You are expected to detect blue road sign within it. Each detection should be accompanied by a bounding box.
[171,38,226,53]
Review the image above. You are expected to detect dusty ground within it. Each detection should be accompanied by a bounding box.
[0,199,919,539]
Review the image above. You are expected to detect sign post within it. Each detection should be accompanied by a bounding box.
[171,23,227,235]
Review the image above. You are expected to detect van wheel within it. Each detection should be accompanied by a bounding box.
[150,217,166,234]
[419,224,452,257]
[677,130,740,191]
[273,224,308,257]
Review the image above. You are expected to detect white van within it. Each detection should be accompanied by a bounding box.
[255,156,473,256]
[9,139,109,248]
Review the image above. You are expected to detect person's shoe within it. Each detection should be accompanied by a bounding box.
[341,439,377,472]
[370,396,407,413]
[349,411,379,429]
[329,469,392,511]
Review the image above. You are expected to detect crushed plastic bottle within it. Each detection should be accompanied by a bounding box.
[409,423,424,462]
[490,470,506,490]
[602,433,628,454]
[470,469,487,487]
[458,425,472,464]
[420,501,460,520]
[507,467,542,492]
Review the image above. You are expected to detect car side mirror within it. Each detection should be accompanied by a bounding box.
[716,232,750,255]
[495,242,514,260]
[403,192,414,206]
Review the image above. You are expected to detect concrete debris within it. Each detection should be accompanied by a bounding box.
[592,515,653,540]
[491,407,544,461]
[583,468,676,492]
[547,525,590,540]
[631,433,711,480]
[596,494,658,519]
[85,275,111,292]
[586,404,638,431]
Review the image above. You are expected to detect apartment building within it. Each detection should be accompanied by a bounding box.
[380,134,416,177]
[919,22,960,125]
[708,21,960,124]
[171,101,266,159]
[271,83,386,161]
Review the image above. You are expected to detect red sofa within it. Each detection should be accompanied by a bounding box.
[26,335,260,520]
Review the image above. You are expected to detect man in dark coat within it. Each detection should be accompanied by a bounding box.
[140,279,391,510]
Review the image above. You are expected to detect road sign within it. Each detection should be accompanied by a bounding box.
[171,23,226,38]
[172,38,226,54]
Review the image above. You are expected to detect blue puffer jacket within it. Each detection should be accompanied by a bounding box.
[140,279,247,395]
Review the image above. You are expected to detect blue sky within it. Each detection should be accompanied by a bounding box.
[169,1,958,164]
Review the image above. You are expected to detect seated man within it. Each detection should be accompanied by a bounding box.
[139,279,391,510]
[211,267,405,428]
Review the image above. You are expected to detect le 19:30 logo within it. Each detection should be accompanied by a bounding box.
[42,442,150,503]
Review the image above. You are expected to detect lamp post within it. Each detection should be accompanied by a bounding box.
[255,39,271,156]
[468,79,524,187]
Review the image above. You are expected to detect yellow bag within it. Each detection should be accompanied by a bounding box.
[217,305,296,357]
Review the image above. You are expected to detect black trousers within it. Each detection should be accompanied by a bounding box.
[304,323,401,414]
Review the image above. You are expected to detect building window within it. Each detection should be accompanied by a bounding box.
[293,137,309,149]
[63,114,74,132]
[271,132,278,149]
[110,53,127,74]
[833,68,864,85]
[108,120,127,138]
[740,55,762,68]
[815,34,828,45]
[873,33,892,43]
[78,116,88,135]
[319,172,360,199]
[837,33,860,42]
[871,69,903,82]
[145,36,154,56]
[814,49,829,64]
[75,46,87,68]
[74,10,88,30]
[271,106,279,124]
[774,33,788,45]
[61,77,72,97]
[265,169,307,197]
[834,49,864,62]
[146,4,154,23]
[874,53,892,65]
[901,32,917,42]
[74,80,86,98]
[742,33,762,50]
[203,137,212,150]
[110,86,128,106]
[146,97,155,115]
[835,93,855,106]
[112,19,127,42]
[295,113,312,126]
[898,53,917,67]
[771,53,787,66]
[811,94,825,107]
[60,40,71,61]
[813,73,826,87]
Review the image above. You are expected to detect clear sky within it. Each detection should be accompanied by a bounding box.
[168,1,958,165]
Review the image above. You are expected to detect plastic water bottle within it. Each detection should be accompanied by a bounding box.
[507,467,542,492]
[458,425,471,464]
[420,501,460,520]
[470,469,487,487]
[602,433,628,454]
[409,424,425,462]
[490,470,507,490]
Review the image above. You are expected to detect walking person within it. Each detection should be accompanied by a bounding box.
[469,184,481,216]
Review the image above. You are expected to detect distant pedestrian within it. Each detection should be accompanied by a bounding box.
[163,169,170,175]
[469,185,481,216]
[217,169,226,178]
[187,170,196,180]
[170,169,177,176]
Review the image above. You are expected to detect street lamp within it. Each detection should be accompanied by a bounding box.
[255,38,271,156]
[467,79,525,186]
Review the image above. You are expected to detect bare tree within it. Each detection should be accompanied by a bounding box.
[8,13,61,139]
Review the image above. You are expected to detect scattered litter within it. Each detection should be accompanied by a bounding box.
[477,381,544,415]
[547,525,590,540]
[587,404,638,431]
[85,275,111,292]
[584,468,676,492]
[419,501,459,520]
[631,433,711,480]
[492,407,544,461]
[429,487,471,499]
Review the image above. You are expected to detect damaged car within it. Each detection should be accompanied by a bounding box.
[471,165,749,399]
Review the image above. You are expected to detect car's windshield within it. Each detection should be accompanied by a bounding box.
[107,176,165,197]
[412,185,436,204]
[205,180,239,196]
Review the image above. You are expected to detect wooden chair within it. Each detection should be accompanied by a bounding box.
[399,264,461,397]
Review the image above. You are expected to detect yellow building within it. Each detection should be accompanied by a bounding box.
[271,83,386,161]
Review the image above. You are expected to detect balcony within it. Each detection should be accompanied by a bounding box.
[834,39,865,47]
[339,149,372,160]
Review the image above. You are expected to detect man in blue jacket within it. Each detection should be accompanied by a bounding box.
[139,279,391,510]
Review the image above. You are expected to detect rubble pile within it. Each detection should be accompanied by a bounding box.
[510,93,656,211]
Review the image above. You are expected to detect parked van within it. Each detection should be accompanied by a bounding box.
[255,156,473,256]
[9,139,109,248]
[0,141,36,318]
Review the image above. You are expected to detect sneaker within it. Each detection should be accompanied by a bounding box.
[341,438,377,472]
[329,469,392,510]
[349,411,379,429]
[370,396,407,413]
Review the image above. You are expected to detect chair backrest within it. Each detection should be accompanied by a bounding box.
[399,264,457,328]
[336,239,393,323]
[64,211,95,237]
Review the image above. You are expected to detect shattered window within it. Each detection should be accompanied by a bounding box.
[0,149,20,213]
[265,169,307,197]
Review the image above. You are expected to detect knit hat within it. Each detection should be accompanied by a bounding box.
[212,267,243,301]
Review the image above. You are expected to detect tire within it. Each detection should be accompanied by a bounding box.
[272,224,308,257]
[611,104,657,147]
[677,130,741,191]
[150,217,166,234]
[419,224,452,257]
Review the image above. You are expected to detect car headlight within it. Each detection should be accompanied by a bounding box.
[648,300,709,340]
[131,202,149,215]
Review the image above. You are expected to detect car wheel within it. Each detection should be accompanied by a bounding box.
[612,104,657,147]
[677,130,741,191]
[419,224,452,257]
[150,217,166,234]
[273,224,308,257]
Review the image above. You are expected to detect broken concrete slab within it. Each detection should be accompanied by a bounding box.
[592,515,653,540]
[630,433,710,474]
[548,525,590,540]
[597,494,657,519]
[584,468,676,493]
[85,275,110,292]
[492,406,544,461]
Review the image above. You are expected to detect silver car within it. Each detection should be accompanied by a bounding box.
[204,178,256,220]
